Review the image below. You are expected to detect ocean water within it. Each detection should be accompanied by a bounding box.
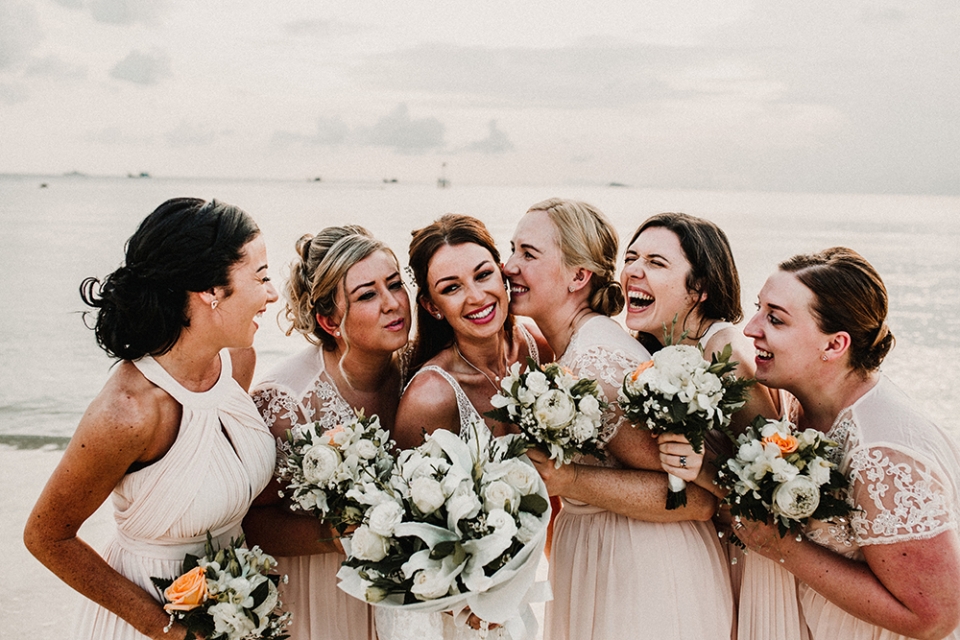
[1,175,958,444]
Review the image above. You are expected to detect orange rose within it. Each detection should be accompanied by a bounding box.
[762,432,799,455]
[629,360,655,382]
[163,566,209,612]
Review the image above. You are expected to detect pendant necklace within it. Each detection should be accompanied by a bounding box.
[454,343,505,393]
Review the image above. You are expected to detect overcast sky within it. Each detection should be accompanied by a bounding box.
[1,0,958,194]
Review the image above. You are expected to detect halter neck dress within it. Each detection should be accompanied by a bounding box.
[73,349,276,639]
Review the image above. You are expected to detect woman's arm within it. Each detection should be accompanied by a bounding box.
[23,365,192,640]
[736,520,960,639]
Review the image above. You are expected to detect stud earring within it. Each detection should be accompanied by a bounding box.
[211,299,218,310]
[334,330,341,338]
[568,285,575,293]
[821,354,828,361]
[434,313,442,320]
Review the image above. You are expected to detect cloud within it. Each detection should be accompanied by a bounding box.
[462,119,513,154]
[24,55,87,79]
[273,105,445,153]
[0,82,29,104]
[85,126,155,145]
[109,50,171,85]
[88,0,164,25]
[0,1,42,71]
[164,121,223,148]
[357,104,444,152]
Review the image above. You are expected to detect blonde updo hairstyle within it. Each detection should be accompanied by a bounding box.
[527,198,625,317]
[285,225,394,350]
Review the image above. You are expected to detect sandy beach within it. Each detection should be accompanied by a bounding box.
[0,445,549,640]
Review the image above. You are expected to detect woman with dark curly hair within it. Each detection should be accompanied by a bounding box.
[24,198,279,640]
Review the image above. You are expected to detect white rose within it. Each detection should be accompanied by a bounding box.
[525,370,550,396]
[534,389,576,431]
[209,602,257,638]
[410,477,446,514]
[769,456,800,483]
[485,508,519,539]
[302,444,341,485]
[411,567,454,600]
[483,479,519,513]
[772,475,821,520]
[578,394,601,420]
[570,414,598,443]
[350,525,390,562]
[354,439,379,460]
[446,492,482,533]
[798,428,821,448]
[516,510,544,544]
[501,459,540,495]
[367,500,405,537]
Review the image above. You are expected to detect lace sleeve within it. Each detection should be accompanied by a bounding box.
[565,345,641,449]
[251,384,309,435]
[848,444,959,546]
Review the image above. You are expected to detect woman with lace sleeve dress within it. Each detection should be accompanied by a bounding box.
[620,213,784,638]
[23,199,279,640]
[241,226,412,640]
[503,199,736,640]
[377,214,550,640]
[735,247,960,640]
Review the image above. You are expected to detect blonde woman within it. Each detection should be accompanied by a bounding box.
[242,226,412,640]
[504,198,734,640]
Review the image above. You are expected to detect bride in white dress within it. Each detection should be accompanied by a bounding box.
[382,214,552,640]
[735,247,960,640]
[242,226,411,640]
[23,198,279,640]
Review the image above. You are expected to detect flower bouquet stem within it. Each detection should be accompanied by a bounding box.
[665,474,687,510]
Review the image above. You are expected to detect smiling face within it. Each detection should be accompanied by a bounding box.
[503,209,572,323]
[423,242,508,343]
[744,269,829,391]
[215,234,279,348]
[620,226,702,341]
[336,249,411,354]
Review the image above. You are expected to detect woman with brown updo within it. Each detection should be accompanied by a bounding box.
[242,226,412,640]
[736,247,960,640]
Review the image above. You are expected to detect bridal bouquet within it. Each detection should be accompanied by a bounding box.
[618,343,753,509]
[337,421,551,639]
[278,410,396,533]
[716,416,851,547]
[485,357,606,466]
[151,533,291,640]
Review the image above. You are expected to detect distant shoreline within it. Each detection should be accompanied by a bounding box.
[0,434,71,450]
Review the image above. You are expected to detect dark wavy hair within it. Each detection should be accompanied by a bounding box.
[407,214,513,372]
[779,247,894,374]
[630,212,743,323]
[80,198,260,360]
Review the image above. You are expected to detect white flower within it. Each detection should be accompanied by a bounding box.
[411,566,454,600]
[485,458,539,495]
[367,500,405,537]
[738,439,765,462]
[485,508,519,539]
[350,525,390,562]
[483,479,519,513]
[208,601,257,638]
[410,477,446,514]
[534,389,576,430]
[302,444,341,485]
[772,475,821,520]
[516,510,543,544]
[525,370,550,395]
[354,439,379,460]
[807,457,833,486]
[769,456,800,483]
[570,414,598,443]
[578,394,601,420]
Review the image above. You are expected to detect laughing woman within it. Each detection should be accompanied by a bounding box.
[242,226,411,640]
[24,199,279,640]
[736,247,960,640]
[503,199,734,640]
[380,213,550,640]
